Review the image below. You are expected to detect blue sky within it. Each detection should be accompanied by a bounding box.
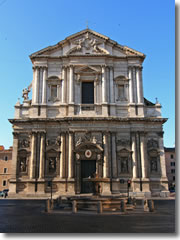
[0,0,175,148]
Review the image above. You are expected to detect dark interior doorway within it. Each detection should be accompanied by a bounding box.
[81,160,96,193]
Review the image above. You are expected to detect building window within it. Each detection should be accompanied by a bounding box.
[82,82,94,104]
[4,168,7,174]
[3,180,6,186]
[170,154,174,159]
[171,169,175,174]
[173,176,175,181]
[51,85,57,100]
[4,156,8,161]
[170,162,175,166]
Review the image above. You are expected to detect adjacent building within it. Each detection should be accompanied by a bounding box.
[164,147,175,190]
[0,146,12,191]
[9,29,169,198]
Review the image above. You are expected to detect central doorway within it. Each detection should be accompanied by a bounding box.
[81,160,96,193]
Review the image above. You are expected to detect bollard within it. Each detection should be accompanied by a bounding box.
[148,199,154,212]
[50,199,54,210]
[120,199,126,212]
[97,201,103,214]
[45,199,51,212]
[132,198,136,206]
[144,199,149,212]
[72,200,77,213]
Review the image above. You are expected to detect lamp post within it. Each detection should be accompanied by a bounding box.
[127,179,131,204]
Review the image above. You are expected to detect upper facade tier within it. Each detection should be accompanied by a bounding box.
[14,29,162,119]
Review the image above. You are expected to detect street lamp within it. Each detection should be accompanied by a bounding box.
[127,179,131,204]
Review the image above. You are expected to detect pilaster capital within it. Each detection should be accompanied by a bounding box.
[157,131,164,138]
[62,65,68,70]
[60,131,66,136]
[69,64,74,69]
[13,132,19,139]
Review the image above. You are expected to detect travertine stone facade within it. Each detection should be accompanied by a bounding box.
[9,29,169,198]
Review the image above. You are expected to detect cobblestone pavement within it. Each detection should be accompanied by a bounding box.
[0,199,175,233]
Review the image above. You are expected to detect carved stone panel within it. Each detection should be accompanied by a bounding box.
[147,138,159,149]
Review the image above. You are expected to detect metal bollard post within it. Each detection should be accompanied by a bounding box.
[45,199,51,212]
[72,200,77,213]
[121,199,126,212]
[50,199,54,210]
[97,201,103,214]
[148,199,154,212]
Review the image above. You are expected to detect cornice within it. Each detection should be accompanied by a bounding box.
[9,117,168,124]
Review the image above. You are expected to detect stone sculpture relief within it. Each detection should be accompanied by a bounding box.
[46,136,61,147]
[75,134,99,147]
[19,139,30,148]
[147,139,159,149]
[67,33,109,55]
[117,139,130,147]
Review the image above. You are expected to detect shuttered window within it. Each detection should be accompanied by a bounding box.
[82,82,94,104]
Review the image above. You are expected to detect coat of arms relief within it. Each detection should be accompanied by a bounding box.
[67,33,109,55]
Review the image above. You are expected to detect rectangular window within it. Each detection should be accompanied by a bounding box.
[170,162,175,166]
[170,154,174,159]
[4,168,7,174]
[51,85,57,100]
[171,169,175,174]
[173,176,175,181]
[82,82,94,104]
[3,180,6,186]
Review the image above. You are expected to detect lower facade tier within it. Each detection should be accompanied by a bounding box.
[8,177,169,198]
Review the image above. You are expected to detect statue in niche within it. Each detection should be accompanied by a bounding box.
[49,157,56,172]
[121,157,128,173]
[19,157,26,172]
[22,88,30,101]
[151,158,157,172]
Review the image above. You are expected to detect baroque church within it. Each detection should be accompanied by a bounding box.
[9,29,169,198]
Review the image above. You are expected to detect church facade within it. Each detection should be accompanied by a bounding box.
[9,29,169,198]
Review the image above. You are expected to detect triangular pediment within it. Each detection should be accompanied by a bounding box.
[30,29,145,60]
[75,65,101,74]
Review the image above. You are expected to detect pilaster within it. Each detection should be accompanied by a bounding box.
[60,132,65,178]
[29,132,37,179]
[68,132,74,179]
[39,132,45,179]
[111,132,117,178]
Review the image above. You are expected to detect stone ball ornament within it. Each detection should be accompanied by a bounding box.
[85,149,92,158]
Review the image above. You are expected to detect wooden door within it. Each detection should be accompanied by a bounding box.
[81,160,96,193]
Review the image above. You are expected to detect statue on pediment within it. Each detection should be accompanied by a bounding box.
[22,88,30,101]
